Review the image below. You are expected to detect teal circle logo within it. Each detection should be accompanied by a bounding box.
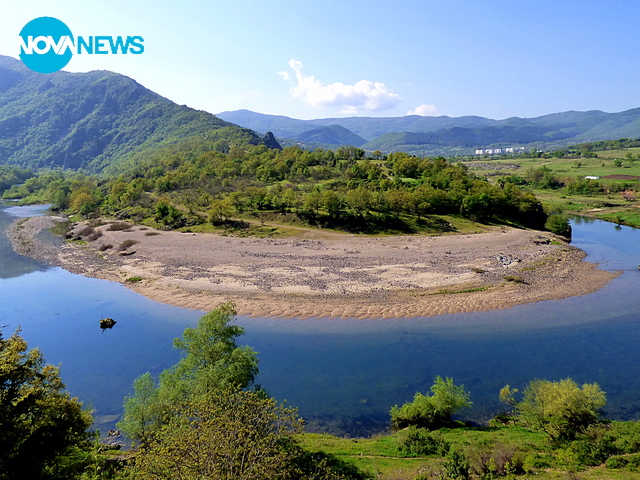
[19,17,74,73]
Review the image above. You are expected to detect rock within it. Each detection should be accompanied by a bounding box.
[263,131,282,150]
[100,318,117,330]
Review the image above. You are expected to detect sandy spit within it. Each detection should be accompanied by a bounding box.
[7,216,619,320]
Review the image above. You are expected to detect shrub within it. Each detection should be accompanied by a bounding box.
[397,426,450,457]
[470,443,526,478]
[443,448,470,480]
[513,379,606,441]
[605,455,629,469]
[117,239,139,251]
[86,230,103,242]
[107,222,133,231]
[390,377,472,430]
[545,214,572,238]
[98,244,113,251]
[77,226,94,237]
[503,275,526,284]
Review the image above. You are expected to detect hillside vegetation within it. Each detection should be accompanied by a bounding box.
[2,141,552,236]
[0,55,263,173]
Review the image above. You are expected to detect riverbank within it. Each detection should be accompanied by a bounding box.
[8,216,619,319]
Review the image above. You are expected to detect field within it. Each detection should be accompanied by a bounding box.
[298,424,640,479]
[464,149,640,228]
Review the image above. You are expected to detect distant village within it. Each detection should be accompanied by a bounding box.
[475,147,526,155]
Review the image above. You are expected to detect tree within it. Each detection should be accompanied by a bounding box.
[118,302,259,446]
[126,388,304,480]
[0,328,92,480]
[545,214,572,238]
[390,376,472,430]
[505,378,606,440]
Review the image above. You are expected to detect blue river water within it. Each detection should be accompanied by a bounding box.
[1,203,639,436]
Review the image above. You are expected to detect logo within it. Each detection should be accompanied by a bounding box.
[19,16,144,74]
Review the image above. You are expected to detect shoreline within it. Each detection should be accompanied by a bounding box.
[7,216,620,320]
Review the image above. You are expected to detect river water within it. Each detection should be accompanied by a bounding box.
[0,203,639,436]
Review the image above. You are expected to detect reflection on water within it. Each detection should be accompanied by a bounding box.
[1,203,639,436]
[0,204,53,278]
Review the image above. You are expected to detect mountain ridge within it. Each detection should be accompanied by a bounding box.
[0,55,263,172]
[217,108,640,154]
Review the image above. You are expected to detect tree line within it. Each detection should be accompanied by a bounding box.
[2,143,551,234]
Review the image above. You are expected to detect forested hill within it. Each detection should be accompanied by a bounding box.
[218,108,640,154]
[0,55,263,172]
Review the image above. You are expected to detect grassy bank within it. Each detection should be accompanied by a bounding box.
[298,421,640,479]
[465,148,640,228]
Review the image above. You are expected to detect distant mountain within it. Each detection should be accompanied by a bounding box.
[215,109,315,138]
[217,108,640,155]
[0,55,262,172]
[293,125,366,147]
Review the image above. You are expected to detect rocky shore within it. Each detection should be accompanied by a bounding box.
[8,216,619,319]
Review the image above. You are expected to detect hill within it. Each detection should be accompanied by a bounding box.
[0,55,262,172]
[293,125,366,146]
[217,108,640,155]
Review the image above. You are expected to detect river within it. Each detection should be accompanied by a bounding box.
[0,203,639,436]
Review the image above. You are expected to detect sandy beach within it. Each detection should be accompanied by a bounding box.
[8,216,619,319]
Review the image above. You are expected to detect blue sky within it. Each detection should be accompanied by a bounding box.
[2,0,640,120]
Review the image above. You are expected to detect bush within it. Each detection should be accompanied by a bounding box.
[117,239,139,251]
[443,448,470,480]
[470,443,526,478]
[397,426,450,457]
[86,230,103,242]
[390,377,472,430]
[107,221,133,231]
[606,455,629,469]
[514,379,606,441]
[545,214,572,238]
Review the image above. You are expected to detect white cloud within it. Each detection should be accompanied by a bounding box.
[407,104,438,116]
[282,59,400,114]
[277,71,290,81]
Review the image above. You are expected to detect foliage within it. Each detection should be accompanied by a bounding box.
[443,448,471,480]
[545,214,572,238]
[390,377,472,430]
[10,142,551,235]
[0,328,92,480]
[126,388,304,480]
[509,378,607,441]
[118,302,259,446]
[0,165,33,195]
[396,426,450,456]
[0,56,262,173]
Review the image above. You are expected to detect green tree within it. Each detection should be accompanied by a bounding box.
[118,302,259,446]
[209,198,232,225]
[390,376,472,430]
[508,378,606,440]
[117,373,160,447]
[0,328,92,480]
[126,388,303,480]
[545,214,572,238]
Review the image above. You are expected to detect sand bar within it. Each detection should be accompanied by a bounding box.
[8,216,619,319]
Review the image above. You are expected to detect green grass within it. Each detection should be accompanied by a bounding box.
[297,424,640,479]
[467,149,640,229]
